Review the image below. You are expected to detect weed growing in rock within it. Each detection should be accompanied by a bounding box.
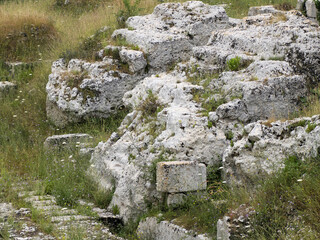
[306,123,316,133]
[227,56,241,71]
[268,55,285,61]
[31,207,54,234]
[288,119,307,131]
[138,90,163,119]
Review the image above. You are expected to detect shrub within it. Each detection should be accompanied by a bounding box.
[0,12,57,61]
[227,56,241,71]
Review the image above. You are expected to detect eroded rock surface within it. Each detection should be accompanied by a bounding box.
[46,49,147,127]
[113,1,232,71]
[90,72,228,221]
[214,61,307,122]
[224,115,320,186]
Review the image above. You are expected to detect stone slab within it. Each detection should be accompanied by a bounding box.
[44,133,93,151]
[156,161,206,193]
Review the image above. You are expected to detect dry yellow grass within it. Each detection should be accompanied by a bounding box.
[0,3,57,61]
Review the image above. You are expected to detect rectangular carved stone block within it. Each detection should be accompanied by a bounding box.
[156,161,206,193]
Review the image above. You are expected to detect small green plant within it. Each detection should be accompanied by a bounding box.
[207,121,213,129]
[268,56,285,61]
[128,153,136,161]
[306,123,317,133]
[225,130,234,140]
[92,187,114,209]
[137,90,163,118]
[112,205,120,215]
[288,119,307,131]
[227,56,241,71]
[31,207,54,234]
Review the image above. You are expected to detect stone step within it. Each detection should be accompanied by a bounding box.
[51,215,92,223]
[24,195,56,202]
[30,200,57,207]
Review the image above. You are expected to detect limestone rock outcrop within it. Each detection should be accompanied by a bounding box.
[90,72,228,221]
[223,115,320,186]
[113,1,232,71]
[46,51,147,127]
[44,0,320,224]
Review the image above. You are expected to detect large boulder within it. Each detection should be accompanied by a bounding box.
[46,47,147,127]
[112,1,232,71]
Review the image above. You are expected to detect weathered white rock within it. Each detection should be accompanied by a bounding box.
[214,61,307,122]
[208,112,219,122]
[112,1,231,70]
[0,81,16,96]
[217,217,230,240]
[156,161,206,193]
[248,5,279,16]
[166,193,186,207]
[44,133,93,151]
[0,203,14,219]
[137,217,211,240]
[306,0,318,18]
[223,116,320,186]
[296,0,305,10]
[192,9,320,81]
[119,49,147,73]
[217,204,255,240]
[90,73,228,221]
[46,54,146,126]
[248,124,263,142]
